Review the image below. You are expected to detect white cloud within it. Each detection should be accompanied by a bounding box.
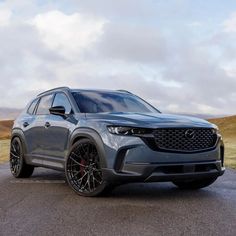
[196,104,221,115]
[187,21,202,27]
[96,23,168,63]
[0,1,235,116]
[223,12,236,32]
[31,10,107,59]
[0,8,12,26]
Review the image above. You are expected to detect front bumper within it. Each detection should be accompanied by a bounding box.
[103,160,225,183]
[102,135,225,183]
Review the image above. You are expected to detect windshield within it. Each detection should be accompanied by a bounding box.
[72,91,160,113]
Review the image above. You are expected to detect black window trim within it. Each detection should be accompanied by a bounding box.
[27,98,40,115]
[33,98,40,115]
[35,93,55,116]
[51,91,74,115]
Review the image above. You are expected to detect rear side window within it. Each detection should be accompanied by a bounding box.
[27,98,39,115]
[36,94,54,115]
[52,93,72,114]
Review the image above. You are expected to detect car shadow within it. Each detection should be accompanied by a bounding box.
[102,182,217,201]
[17,167,219,201]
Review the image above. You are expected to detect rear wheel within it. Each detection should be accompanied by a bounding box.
[10,137,34,178]
[172,177,218,190]
[65,139,107,197]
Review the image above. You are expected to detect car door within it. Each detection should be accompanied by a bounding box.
[43,92,74,159]
[31,93,55,158]
[22,98,40,156]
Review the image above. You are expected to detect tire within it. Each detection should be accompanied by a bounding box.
[65,138,108,197]
[172,177,218,190]
[10,137,34,178]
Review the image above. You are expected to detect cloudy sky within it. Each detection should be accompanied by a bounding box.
[0,0,236,115]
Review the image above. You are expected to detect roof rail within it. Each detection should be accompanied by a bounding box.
[37,87,70,97]
[117,89,132,94]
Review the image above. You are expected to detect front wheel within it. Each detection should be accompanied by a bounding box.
[65,139,107,197]
[172,177,218,190]
[10,137,34,178]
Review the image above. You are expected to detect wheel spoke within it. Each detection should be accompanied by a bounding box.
[93,176,102,185]
[10,151,20,159]
[70,155,87,167]
[76,171,88,182]
[85,174,91,192]
[12,143,17,153]
[67,169,82,175]
[80,143,88,157]
[91,167,101,172]
[71,152,83,161]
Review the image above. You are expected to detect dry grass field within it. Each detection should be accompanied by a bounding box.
[0,117,235,168]
[0,120,13,139]
[209,115,236,169]
[0,139,10,164]
[0,120,13,163]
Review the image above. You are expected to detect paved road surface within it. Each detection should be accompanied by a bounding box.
[0,163,236,236]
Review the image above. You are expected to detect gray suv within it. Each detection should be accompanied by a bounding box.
[10,87,225,196]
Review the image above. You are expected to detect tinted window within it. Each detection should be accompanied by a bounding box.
[52,93,72,114]
[72,91,159,113]
[36,94,54,115]
[27,98,39,115]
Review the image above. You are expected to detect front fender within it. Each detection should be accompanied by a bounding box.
[69,128,108,169]
[11,128,31,164]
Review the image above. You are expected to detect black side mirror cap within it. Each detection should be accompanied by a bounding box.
[49,106,66,116]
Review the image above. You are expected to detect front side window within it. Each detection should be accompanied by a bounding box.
[52,93,72,114]
[36,94,54,115]
[72,91,159,113]
[27,98,39,115]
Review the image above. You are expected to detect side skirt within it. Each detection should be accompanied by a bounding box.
[25,154,65,171]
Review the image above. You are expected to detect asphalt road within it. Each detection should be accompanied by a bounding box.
[0,163,236,236]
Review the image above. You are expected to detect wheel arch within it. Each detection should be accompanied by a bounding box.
[69,128,108,169]
[11,128,30,164]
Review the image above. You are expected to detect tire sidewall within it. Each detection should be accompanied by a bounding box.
[10,137,24,178]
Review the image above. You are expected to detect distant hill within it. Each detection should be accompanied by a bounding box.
[169,113,225,119]
[0,115,235,138]
[209,115,236,140]
[0,120,14,139]
[0,115,235,141]
[0,107,22,120]
[1,115,235,168]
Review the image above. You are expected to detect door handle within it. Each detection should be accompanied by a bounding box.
[45,122,51,128]
[23,121,29,128]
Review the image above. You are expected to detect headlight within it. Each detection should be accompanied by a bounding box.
[212,126,220,135]
[107,126,152,136]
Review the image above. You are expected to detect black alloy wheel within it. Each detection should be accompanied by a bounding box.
[65,139,107,196]
[10,137,34,178]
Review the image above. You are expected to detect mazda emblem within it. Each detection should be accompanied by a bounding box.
[185,129,195,139]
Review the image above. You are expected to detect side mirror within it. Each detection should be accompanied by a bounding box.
[49,106,66,116]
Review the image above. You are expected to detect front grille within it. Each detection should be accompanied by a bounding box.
[152,128,217,152]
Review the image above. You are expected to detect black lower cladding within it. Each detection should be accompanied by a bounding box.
[142,128,218,153]
[104,161,224,183]
[153,163,218,174]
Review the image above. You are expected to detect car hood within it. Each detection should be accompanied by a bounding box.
[84,112,215,129]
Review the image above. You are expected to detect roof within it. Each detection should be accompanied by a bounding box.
[37,87,70,96]
[70,89,132,94]
[37,87,132,97]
